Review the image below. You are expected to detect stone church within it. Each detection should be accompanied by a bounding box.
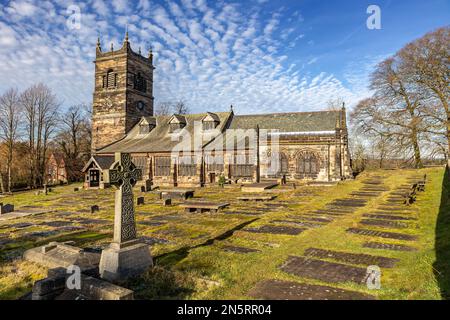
[82,34,352,189]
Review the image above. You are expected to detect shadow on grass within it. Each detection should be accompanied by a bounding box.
[434,166,450,299]
[155,218,259,266]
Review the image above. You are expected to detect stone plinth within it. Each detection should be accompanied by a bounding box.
[99,241,153,282]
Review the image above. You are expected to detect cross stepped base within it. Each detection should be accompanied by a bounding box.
[99,242,153,282]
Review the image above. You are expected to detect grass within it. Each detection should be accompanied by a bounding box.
[0,167,448,300]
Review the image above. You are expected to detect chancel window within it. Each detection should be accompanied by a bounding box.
[296,152,319,174]
[178,156,197,176]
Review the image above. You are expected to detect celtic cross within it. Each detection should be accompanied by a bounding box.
[108,152,142,245]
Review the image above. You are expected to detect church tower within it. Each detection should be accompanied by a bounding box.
[92,33,154,152]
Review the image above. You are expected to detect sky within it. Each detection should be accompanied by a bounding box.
[0,0,448,115]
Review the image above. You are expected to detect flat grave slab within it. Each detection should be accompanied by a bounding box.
[39,221,73,228]
[360,219,409,229]
[245,225,306,235]
[280,256,368,284]
[9,222,33,229]
[138,220,166,227]
[223,211,264,216]
[377,206,408,211]
[248,279,375,300]
[271,220,323,228]
[289,215,332,223]
[363,214,416,221]
[159,188,195,200]
[181,202,230,213]
[304,248,399,268]
[23,242,100,272]
[363,241,418,252]
[372,210,414,216]
[221,245,261,254]
[241,182,279,193]
[139,236,170,245]
[73,218,110,225]
[346,228,418,241]
[350,192,381,197]
[0,207,55,221]
[237,195,276,201]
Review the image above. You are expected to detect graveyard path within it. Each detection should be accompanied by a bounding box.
[0,167,446,300]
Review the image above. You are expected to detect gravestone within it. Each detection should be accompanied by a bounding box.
[74,187,79,192]
[0,203,14,214]
[137,197,144,206]
[99,153,153,282]
[43,184,48,195]
[163,198,172,206]
[90,205,100,213]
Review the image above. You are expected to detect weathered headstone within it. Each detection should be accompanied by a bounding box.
[99,153,153,282]
[137,197,144,206]
[43,184,48,195]
[91,205,100,213]
[74,187,79,192]
[163,198,172,206]
[0,203,14,214]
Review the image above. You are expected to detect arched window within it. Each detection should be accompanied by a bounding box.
[296,152,319,175]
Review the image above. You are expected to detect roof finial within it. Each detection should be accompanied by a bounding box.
[139,47,142,55]
[125,24,129,42]
[148,46,153,61]
[342,102,345,110]
[96,37,102,52]
[230,104,234,113]
[110,42,114,51]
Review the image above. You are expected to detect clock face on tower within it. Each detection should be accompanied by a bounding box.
[137,101,145,111]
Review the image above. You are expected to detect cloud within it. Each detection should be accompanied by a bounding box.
[0,0,376,115]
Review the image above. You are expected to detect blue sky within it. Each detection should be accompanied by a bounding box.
[0,0,448,114]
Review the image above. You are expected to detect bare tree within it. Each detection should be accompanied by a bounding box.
[327,97,345,111]
[21,84,60,188]
[154,100,190,115]
[173,99,190,114]
[0,88,22,192]
[154,101,172,116]
[369,57,426,168]
[398,26,450,166]
[56,104,91,181]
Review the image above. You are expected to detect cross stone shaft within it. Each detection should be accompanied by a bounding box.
[108,153,142,244]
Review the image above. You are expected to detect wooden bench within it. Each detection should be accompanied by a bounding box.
[417,174,427,192]
[159,189,194,200]
[237,196,276,202]
[403,183,417,205]
[181,202,230,213]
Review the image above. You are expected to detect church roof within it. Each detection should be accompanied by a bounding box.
[229,110,341,132]
[98,112,233,153]
[97,110,343,154]
[81,155,115,172]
